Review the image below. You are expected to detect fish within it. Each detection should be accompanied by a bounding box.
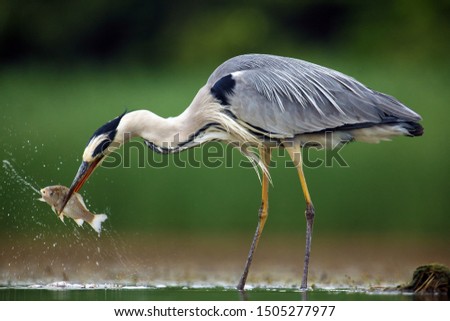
[38,185,107,234]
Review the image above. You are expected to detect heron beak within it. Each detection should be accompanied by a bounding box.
[59,158,101,213]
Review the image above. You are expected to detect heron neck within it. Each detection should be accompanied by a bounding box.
[117,109,201,152]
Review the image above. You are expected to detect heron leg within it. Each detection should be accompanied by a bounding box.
[285,144,315,290]
[237,146,271,290]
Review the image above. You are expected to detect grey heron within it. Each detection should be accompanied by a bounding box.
[60,54,423,290]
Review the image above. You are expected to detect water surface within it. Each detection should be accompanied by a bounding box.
[0,285,412,301]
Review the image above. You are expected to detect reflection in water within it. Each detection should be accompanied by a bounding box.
[0,286,426,301]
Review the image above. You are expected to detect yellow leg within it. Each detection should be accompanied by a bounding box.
[237,146,271,290]
[285,144,315,290]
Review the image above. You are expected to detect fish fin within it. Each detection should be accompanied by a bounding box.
[88,214,108,234]
[59,215,65,223]
[51,206,56,213]
[74,192,88,210]
[74,218,84,226]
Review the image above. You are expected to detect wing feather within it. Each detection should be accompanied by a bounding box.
[208,54,421,136]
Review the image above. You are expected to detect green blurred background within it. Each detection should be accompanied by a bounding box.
[1,0,449,240]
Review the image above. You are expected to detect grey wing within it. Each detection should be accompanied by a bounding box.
[208,54,422,137]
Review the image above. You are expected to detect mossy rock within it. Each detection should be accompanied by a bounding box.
[397,264,450,295]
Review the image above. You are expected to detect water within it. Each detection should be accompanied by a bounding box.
[2,159,41,195]
[1,161,447,302]
[0,285,417,301]
[1,160,143,290]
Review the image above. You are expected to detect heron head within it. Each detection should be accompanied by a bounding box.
[60,111,127,213]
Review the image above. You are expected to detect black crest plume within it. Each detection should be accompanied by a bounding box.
[88,111,127,157]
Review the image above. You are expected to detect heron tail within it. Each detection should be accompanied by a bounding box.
[402,121,424,137]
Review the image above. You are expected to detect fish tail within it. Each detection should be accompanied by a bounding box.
[88,214,108,234]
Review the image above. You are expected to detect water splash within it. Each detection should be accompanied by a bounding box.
[2,159,41,194]
[1,160,142,286]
